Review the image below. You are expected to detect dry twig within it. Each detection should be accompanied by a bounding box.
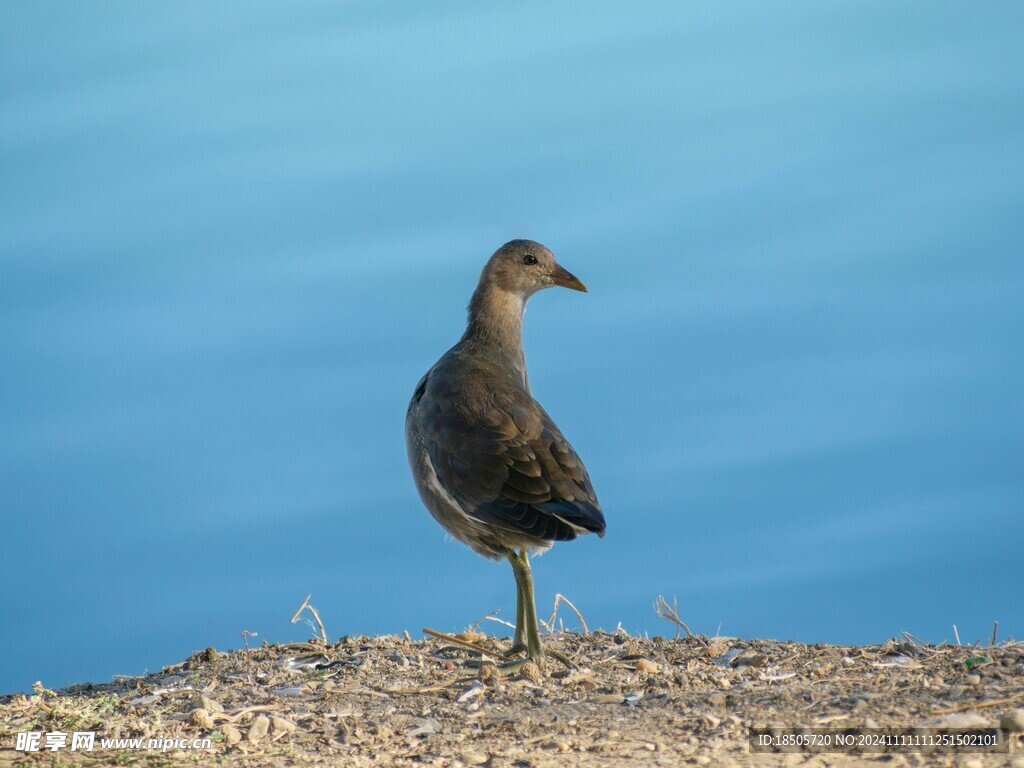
[240,629,258,682]
[541,593,589,635]
[291,593,328,644]
[482,614,516,631]
[931,690,1024,715]
[422,627,505,660]
[654,595,709,647]
[469,609,517,633]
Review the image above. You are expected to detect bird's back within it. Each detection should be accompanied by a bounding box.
[406,343,604,558]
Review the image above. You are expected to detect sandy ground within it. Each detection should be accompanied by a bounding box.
[1,628,1022,767]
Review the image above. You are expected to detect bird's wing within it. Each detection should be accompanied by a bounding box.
[421,384,605,543]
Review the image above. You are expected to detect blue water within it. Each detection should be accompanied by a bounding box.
[2,2,1023,695]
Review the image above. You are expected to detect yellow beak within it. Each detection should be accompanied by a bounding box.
[551,264,588,292]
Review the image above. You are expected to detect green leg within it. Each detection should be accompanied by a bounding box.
[504,556,527,656]
[502,551,576,670]
[515,550,543,659]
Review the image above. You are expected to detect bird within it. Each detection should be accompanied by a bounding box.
[405,239,605,668]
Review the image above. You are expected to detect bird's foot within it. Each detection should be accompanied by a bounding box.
[502,641,527,658]
[546,648,576,669]
[498,656,542,676]
[498,647,575,673]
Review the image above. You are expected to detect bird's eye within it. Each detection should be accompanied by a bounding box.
[523,254,538,265]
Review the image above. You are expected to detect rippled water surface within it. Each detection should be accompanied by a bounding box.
[2,2,1023,693]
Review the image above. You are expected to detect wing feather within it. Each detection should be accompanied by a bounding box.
[419,377,605,544]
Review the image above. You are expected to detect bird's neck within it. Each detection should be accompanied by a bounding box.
[462,283,529,384]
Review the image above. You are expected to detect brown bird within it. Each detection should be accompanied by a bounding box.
[405,240,605,667]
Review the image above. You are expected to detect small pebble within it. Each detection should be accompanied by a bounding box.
[461,751,489,765]
[931,713,990,728]
[1001,708,1024,732]
[407,718,440,737]
[456,680,485,703]
[732,653,766,668]
[270,716,297,738]
[190,708,215,729]
[248,714,270,742]
[272,686,307,696]
[965,674,981,685]
[199,695,224,713]
[635,658,659,674]
[128,694,162,707]
[222,725,242,746]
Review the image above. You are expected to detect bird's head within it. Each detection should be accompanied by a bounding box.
[482,239,587,297]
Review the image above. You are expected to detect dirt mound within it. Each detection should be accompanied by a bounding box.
[2,630,1022,766]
